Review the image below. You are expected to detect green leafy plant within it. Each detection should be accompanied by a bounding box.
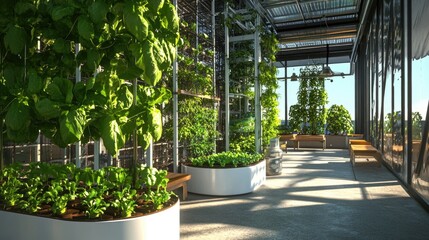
[326,104,353,135]
[412,112,423,140]
[0,0,179,162]
[227,15,280,152]
[111,186,137,218]
[288,105,303,133]
[292,66,328,135]
[0,163,173,220]
[230,115,256,153]
[259,32,281,146]
[0,177,23,208]
[163,18,217,160]
[190,152,263,168]
[176,98,219,158]
[81,188,110,219]
[44,180,69,215]
[137,166,171,210]
[17,177,44,213]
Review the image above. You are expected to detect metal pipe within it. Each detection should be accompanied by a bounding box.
[146,140,153,167]
[133,78,138,169]
[254,14,262,153]
[212,0,217,153]
[75,43,81,168]
[277,73,354,80]
[284,61,288,125]
[93,68,100,169]
[224,2,230,151]
[173,0,179,173]
[0,118,4,170]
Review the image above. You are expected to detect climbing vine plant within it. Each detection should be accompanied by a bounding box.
[162,17,218,159]
[226,7,280,152]
[0,0,179,158]
[293,65,328,135]
[260,32,280,147]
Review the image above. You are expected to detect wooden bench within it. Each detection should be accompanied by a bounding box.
[349,145,381,167]
[348,139,371,153]
[349,139,371,145]
[291,135,326,150]
[166,172,191,201]
[278,134,297,152]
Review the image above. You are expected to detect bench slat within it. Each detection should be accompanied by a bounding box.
[349,139,371,145]
[291,135,326,150]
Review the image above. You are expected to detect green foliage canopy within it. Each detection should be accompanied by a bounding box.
[0,0,179,156]
[326,104,353,135]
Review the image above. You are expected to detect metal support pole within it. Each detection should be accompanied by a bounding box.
[0,118,4,170]
[224,2,230,151]
[285,61,288,125]
[196,0,199,61]
[36,134,41,162]
[173,0,179,173]
[35,39,41,164]
[75,43,81,168]
[254,15,262,153]
[212,0,217,153]
[132,78,138,169]
[94,141,100,170]
[146,140,153,167]
[93,69,100,169]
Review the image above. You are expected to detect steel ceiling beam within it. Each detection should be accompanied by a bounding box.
[273,13,358,30]
[276,44,353,62]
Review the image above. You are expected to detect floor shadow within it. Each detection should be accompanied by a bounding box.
[180,149,429,240]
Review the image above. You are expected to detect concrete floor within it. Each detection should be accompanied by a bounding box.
[179,149,429,240]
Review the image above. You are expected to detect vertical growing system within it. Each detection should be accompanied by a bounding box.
[289,66,328,135]
[163,0,219,170]
[223,1,280,153]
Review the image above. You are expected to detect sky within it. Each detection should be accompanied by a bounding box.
[412,56,429,117]
[276,62,356,121]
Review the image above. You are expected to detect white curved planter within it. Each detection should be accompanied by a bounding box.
[182,160,266,196]
[0,199,180,240]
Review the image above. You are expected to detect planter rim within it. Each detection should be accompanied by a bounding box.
[183,159,265,169]
[182,160,266,196]
[0,196,179,223]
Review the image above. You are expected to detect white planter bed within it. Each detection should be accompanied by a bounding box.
[0,199,180,240]
[182,160,266,196]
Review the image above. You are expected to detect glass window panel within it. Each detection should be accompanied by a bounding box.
[411,0,429,205]
[376,4,383,147]
[392,0,404,176]
[382,0,393,166]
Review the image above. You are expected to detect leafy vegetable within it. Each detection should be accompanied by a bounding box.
[0,163,173,219]
[190,152,263,168]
